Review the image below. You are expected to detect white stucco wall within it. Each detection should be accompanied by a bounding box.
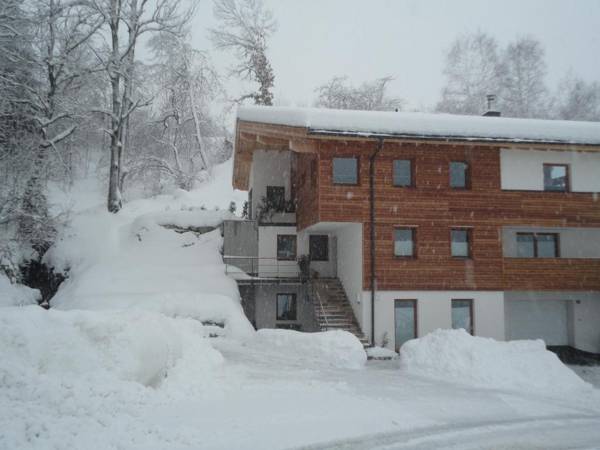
[500,148,600,192]
[367,291,505,350]
[249,150,295,223]
[502,226,600,258]
[335,224,364,328]
[257,225,298,277]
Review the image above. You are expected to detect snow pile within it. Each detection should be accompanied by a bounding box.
[366,346,398,359]
[248,329,366,369]
[0,306,223,388]
[399,329,590,394]
[238,105,600,145]
[0,274,40,307]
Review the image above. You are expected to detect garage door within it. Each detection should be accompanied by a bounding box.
[505,300,570,346]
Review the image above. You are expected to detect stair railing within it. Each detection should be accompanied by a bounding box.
[313,283,330,330]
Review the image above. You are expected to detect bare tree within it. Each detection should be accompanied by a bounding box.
[552,74,600,121]
[315,76,403,111]
[436,31,503,115]
[210,0,276,105]
[499,36,548,118]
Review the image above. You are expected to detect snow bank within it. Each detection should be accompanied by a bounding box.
[366,346,398,359]
[0,274,40,307]
[399,329,590,394]
[249,329,366,369]
[238,105,600,145]
[0,306,223,388]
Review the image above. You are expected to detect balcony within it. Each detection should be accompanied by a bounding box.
[224,256,301,280]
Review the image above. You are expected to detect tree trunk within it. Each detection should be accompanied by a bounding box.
[107,0,122,213]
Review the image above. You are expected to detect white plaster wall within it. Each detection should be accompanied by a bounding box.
[249,149,295,223]
[505,299,569,345]
[335,224,364,328]
[502,226,600,259]
[572,298,600,353]
[257,225,298,277]
[500,148,600,192]
[368,291,505,350]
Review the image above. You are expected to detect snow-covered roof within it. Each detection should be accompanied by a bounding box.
[237,106,600,146]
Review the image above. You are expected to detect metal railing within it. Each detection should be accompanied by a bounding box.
[223,255,300,279]
[311,281,330,329]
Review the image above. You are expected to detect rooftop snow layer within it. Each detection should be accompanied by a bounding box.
[237,106,600,145]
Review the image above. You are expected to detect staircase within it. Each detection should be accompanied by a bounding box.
[311,278,370,347]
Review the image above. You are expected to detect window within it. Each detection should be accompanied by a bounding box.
[393,159,413,187]
[543,164,569,192]
[277,235,297,260]
[452,299,473,334]
[451,228,471,258]
[394,228,415,257]
[309,235,328,261]
[395,300,417,351]
[266,186,285,212]
[276,294,297,321]
[332,157,358,185]
[449,161,469,189]
[517,233,559,258]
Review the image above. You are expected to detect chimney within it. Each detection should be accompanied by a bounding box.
[483,94,501,117]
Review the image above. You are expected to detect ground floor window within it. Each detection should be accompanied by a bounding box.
[276,293,297,321]
[277,235,297,260]
[395,299,417,351]
[452,299,473,334]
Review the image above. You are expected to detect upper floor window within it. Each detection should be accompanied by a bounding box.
[333,157,358,185]
[266,186,285,212]
[516,233,559,258]
[309,235,328,261]
[393,159,413,187]
[543,164,569,192]
[451,228,471,258]
[394,228,415,257]
[449,161,469,189]
[276,293,297,321]
[277,235,297,260]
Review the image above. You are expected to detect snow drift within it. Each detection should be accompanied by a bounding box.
[0,274,40,307]
[248,329,367,369]
[399,329,590,394]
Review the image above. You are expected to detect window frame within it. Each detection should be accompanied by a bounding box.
[266,185,286,212]
[543,163,570,192]
[392,159,414,188]
[276,293,297,321]
[516,232,560,258]
[451,299,474,335]
[332,156,359,185]
[394,299,418,352]
[393,227,417,258]
[449,161,470,190]
[450,227,472,258]
[276,234,297,261]
[309,235,329,262]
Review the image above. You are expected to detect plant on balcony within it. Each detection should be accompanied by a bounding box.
[255,195,296,222]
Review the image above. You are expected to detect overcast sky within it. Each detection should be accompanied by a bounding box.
[189,0,600,111]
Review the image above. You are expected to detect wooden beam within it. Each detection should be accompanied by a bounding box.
[289,139,318,153]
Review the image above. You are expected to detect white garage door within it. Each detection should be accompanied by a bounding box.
[505,300,570,346]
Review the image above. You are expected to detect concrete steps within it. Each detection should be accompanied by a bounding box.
[312,278,370,347]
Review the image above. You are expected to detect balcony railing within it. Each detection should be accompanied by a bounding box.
[223,255,300,279]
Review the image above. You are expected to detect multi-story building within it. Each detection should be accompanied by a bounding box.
[223,105,600,357]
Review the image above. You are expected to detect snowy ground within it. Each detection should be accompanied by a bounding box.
[2,159,600,450]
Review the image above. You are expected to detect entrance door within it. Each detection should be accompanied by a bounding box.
[395,300,417,351]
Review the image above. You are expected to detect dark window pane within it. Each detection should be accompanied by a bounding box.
[309,235,328,261]
[276,294,297,321]
[544,165,568,192]
[393,160,412,187]
[333,157,358,184]
[452,299,473,334]
[277,235,297,260]
[451,229,470,257]
[450,161,468,188]
[536,234,558,258]
[266,186,285,211]
[394,228,414,257]
[516,234,535,257]
[395,300,416,351]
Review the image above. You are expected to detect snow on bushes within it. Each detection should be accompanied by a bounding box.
[0,274,40,307]
[248,329,367,369]
[399,329,590,394]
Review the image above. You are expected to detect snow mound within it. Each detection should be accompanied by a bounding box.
[366,346,398,359]
[249,329,366,369]
[0,306,223,388]
[0,274,41,307]
[399,329,590,394]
